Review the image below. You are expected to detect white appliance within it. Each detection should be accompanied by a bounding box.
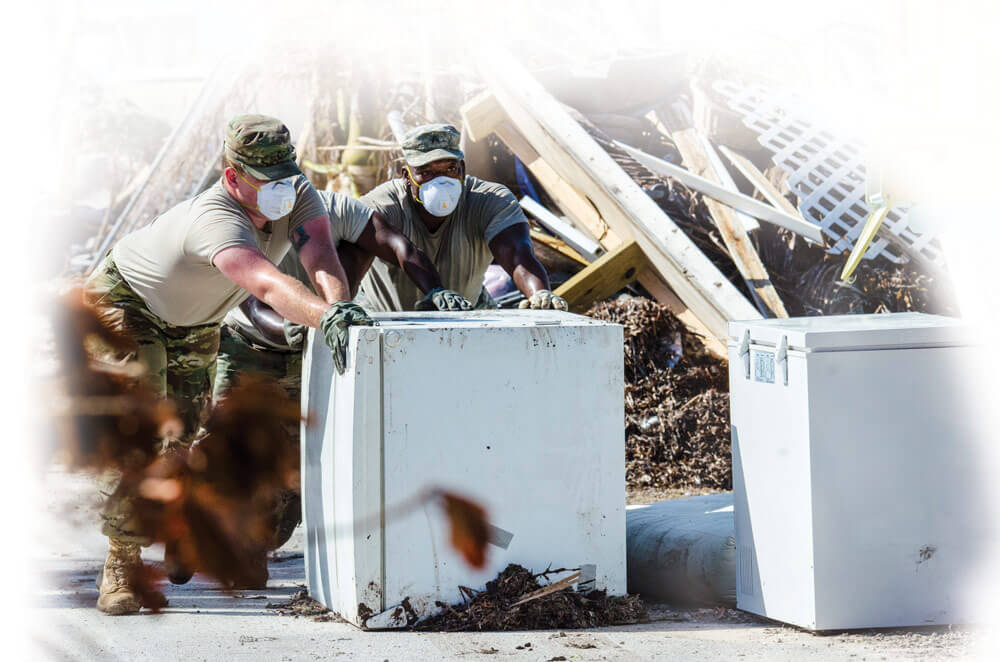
[728,313,989,630]
[301,310,626,627]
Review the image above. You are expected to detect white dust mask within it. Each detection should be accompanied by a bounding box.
[239,171,297,220]
[413,175,462,217]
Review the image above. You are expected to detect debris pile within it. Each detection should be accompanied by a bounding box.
[416,564,647,632]
[588,296,731,491]
[267,589,335,621]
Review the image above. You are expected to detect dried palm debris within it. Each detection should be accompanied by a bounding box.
[587,296,732,491]
[51,288,179,473]
[416,564,647,631]
[753,225,958,317]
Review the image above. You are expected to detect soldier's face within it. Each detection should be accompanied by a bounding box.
[407,158,464,186]
[225,166,264,211]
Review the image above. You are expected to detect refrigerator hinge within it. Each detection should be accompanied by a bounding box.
[738,329,751,379]
[775,335,788,386]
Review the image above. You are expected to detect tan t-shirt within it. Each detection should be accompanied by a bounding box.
[223,191,374,348]
[112,176,326,327]
[357,176,527,312]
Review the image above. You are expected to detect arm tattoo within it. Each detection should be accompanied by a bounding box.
[292,225,310,250]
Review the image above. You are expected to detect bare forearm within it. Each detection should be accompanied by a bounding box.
[508,249,550,296]
[239,297,286,345]
[307,255,352,304]
[398,244,442,294]
[256,275,330,328]
[337,242,376,299]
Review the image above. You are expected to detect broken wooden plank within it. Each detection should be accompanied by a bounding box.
[463,92,621,247]
[615,142,824,243]
[476,50,761,341]
[462,90,728,358]
[698,135,759,232]
[519,196,603,261]
[663,108,788,318]
[555,240,645,312]
[529,229,588,266]
[461,90,509,142]
[511,572,582,607]
[717,145,807,219]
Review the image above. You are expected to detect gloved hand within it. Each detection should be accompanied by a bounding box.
[282,318,306,350]
[415,287,473,312]
[319,302,373,374]
[518,289,569,311]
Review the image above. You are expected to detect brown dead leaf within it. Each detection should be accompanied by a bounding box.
[439,491,490,570]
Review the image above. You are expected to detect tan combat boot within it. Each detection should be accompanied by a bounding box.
[96,539,142,615]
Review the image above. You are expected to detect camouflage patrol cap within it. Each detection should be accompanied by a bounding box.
[224,114,301,181]
[400,123,464,167]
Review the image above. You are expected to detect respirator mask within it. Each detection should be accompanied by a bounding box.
[237,170,297,220]
[409,172,462,217]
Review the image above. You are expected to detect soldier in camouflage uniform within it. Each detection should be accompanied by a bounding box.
[339,123,569,313]
[83,114,373,615]
[212,189,465,549]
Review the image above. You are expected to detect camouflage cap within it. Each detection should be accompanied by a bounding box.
[400,123,464,167]
[224,114,301,181]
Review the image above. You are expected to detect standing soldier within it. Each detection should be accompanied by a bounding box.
[84,114,370,615]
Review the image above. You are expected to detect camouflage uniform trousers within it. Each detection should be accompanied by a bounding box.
[213,324,303,549]
[84,253,220,544]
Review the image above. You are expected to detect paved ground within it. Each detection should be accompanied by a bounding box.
[31,470,987,661]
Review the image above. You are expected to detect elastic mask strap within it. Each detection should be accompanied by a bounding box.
[235,168,263,192]
[406,169,425,205]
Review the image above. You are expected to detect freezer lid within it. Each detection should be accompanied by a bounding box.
[366,309,613,329]
[728,313,970,351]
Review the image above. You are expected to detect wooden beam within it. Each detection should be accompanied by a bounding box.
[460,90,509,142]
[618,142,822,244]
[529,229,589,266]
[462,92,620,247]
[461,88,727,358]
[665,106,788,318]
[477,50,760,342]
[718,145,807,219]
[519,196,602,261]
[555,240,645,312]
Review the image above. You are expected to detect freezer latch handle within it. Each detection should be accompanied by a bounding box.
[737,329,750,379]
[776,335,788,386]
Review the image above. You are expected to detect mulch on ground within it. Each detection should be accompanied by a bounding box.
[587,295,733,491]
[416,564,647,632]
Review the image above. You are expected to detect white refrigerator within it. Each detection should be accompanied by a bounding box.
[301,310,627,627]
[728,313,990,630]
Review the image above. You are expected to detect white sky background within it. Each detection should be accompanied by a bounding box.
[5,0,1000,656]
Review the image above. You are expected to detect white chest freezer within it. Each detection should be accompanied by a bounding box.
[301,310,626,626]
[728,313,991,630]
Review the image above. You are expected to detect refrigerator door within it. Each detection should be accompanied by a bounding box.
[729,313,969,352]
[302,326,383,623]
[304,311,627,624]
[376,313,627,617]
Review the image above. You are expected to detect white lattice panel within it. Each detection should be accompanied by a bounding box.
[713,80,943,267]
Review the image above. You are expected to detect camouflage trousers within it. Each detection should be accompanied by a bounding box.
[212,325,302,443]
[84,253,220,543]
[213,325,303,550]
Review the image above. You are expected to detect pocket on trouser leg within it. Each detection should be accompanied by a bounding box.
[100,482,152,546]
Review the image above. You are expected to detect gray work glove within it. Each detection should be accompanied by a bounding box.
[319,302,373,374]
[415,287,473,312]
[518,289,569,311]
[282,319,306,350]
